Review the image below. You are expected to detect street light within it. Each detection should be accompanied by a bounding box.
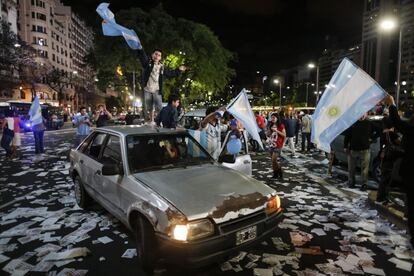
[274,79,282,109]
[308,63,320,104]
[379,17,402,108]
[304,82,314,107]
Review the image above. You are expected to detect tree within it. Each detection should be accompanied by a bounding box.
[106,95,125,110]
[44,69,79,105]
[1,19,51,100]
[88,5,235,103]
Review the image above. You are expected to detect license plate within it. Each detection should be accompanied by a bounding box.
[236,225,257,245]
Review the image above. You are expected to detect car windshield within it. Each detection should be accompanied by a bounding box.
[126,133,214,173]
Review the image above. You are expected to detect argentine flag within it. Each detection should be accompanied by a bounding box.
[311,58,386,153]
[96,3,142,50]
[227,89,264,150]
[29,96,42,126]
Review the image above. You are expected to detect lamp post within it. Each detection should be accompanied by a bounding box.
[132,70,136,114]
[379,18,402,108]
[308,63,320,104]
[274,79,282,109]
[304,82,314,107]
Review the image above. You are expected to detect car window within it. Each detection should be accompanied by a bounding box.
[127,133,213,173]
[85,133,107,160]
[101,135,122,165]
[79,134,94,152]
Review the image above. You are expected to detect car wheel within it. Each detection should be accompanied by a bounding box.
[135,217,157,272]
[74,175,91,208]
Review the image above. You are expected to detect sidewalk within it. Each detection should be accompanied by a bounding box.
[367,190,407,229]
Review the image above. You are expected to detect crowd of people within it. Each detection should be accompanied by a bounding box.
[1,46,414,249]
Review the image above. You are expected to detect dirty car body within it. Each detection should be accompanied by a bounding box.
[69,125,282,267]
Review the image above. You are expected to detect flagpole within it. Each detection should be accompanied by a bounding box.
[133,70,136,114]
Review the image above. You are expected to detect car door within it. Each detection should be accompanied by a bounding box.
[99,134,124,210]
[219,131,252,176]
[81,132,108,197]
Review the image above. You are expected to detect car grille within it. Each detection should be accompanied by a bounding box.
[218,211,267,234]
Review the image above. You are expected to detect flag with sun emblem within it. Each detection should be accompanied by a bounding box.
[311,58,386,153]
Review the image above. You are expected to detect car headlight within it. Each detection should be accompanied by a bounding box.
[172,219,214,241]
[266,195,281,214]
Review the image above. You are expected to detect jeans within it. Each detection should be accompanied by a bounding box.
[301,132,311,151]
[376,158,393,201]
[286,137,296,155]
[76,135,88,146]
[347,149,370,187]
[144,91,162,120]
[1,133,13,157]
[33,130,44,154]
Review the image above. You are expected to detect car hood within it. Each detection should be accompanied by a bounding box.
[133,164,274,224]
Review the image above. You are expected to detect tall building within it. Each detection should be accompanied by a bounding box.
[361,0,414,103]
[1,0,18,34]
[400,0,414,101]
[17,0,95,111]
[318,45,362,86]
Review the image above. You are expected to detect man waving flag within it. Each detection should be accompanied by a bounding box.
[227,89,264,150]
[311,58,386,153]
[96,3,142,50]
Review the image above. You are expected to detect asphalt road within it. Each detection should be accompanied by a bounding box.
[0,128,413,275]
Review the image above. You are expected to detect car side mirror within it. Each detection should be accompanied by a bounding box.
[102,163,121,175]
[218,154,236,164]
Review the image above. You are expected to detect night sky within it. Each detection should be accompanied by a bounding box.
[64,0,364,83]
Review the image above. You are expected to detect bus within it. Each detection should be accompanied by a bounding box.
[0,101,63,131]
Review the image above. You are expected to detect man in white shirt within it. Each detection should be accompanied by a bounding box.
[200,107,228,160]
[301,110,312,152]
[137,48,187,122]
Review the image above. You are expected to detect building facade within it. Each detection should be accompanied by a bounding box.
[361,0,414,103]
[16,0,95,112]
[1,0,18,33]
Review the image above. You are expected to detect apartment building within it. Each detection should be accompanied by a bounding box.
[17,0,94,110]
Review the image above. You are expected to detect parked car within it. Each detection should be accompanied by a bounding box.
[178,109,206,130]
[69,125,282,271]
[330,116,384,182]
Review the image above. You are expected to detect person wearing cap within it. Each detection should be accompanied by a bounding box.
[200,106,228,159]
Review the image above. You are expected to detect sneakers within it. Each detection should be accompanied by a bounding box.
[374,200,388,206]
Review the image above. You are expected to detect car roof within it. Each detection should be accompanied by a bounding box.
[96,124,187,136]
[183,109,206,117]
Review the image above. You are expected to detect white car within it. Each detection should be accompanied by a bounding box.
[69,125,282,271]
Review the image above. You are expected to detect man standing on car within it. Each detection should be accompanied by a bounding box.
[94,104,112,127]
[385,95,414,248]
[73,107,93,145]
[137,48,187,123]
[344,113,381,191]
[155,94,180,129]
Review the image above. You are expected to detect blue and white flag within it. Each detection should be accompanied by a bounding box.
[29,96,42,126]
[311,58,386,153]
[227,89,264,150]
[96,3,142,50]
[187,129,209,157]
